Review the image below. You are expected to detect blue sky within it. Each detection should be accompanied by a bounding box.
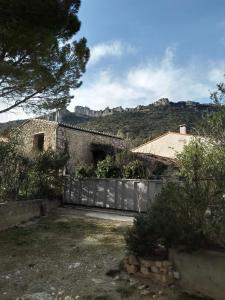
[2,0,225,121]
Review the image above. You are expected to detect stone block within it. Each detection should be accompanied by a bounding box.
[150,266,159,273]
[140,258,153,268]
[155,261,163,268]
[173,271,180,280]
[140,265,150,276]
[162,261,173,267]
[160,274,168,283]
[159,267,168,274]
[125,263,138,275]
[128,255,139,266]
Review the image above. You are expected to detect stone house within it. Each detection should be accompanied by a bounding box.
[18,119,126,173]
[132,125,195,159]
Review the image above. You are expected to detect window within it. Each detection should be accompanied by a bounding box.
[33,133,44,152]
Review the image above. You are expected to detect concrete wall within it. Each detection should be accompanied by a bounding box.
[57,126,125,172]
[0,199,61,231]
[18,119,58,155]
[132,132,194,159]
[170,248,225,300]
[64,178,164,212]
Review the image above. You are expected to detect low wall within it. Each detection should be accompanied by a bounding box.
[123,255,179,284]
[0,199,61,231]
[170,248,225,300]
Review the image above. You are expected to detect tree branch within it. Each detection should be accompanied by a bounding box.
[0,88,46,114]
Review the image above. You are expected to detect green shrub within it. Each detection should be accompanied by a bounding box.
[95,156,121,178]
[122,160,148,179]
[0,139,68,200]
[75,165,95,178]
[126,139,225,256]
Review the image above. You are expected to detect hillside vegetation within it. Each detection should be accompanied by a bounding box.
[76,104,216,146]
[0,102,217,146]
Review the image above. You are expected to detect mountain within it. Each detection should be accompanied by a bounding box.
[74,99,217,146]
[0,99,217,145]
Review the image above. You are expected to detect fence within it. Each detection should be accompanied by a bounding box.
[63,177,164,212]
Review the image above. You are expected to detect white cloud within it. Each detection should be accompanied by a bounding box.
[89,40,135,66]
[2,47,225,121]
[0,107,28,123]
[71,47,223,110]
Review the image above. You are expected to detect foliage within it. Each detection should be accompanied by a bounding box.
[0,0,89,114]
[74,150,153,179]
[95,156,121,179]
[75,165,95,179]
[200,107,225,145]
[0,103,218,145]
[123,160,148,179]
[126,139,225,257]
[0,138,68,200]
[75,104,217,145]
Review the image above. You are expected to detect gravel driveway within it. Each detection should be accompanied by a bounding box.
[0,207,200,300]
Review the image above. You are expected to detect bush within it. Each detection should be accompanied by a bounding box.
[75,165,95,178]
[95,156,121,178]
[126,140,225,257]
[122,160,148,179]
[0,138,68,200]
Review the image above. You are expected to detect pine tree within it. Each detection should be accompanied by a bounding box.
[0,0,89,114]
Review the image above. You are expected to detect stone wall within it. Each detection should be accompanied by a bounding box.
[17,119,58,155]
[0,199,61,231]
[57,125,126,172]
[124,255,180,284]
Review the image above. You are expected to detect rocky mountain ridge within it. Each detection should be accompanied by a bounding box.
[44,98,214,121]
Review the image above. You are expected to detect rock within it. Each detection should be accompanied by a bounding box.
[162,261,172,267]
[138,284,147,290]
[160,274,168,283]
[129,278,138,286]
[113,275,120,281]
[58,290,64,296]
[173,271,180,280]
[16,292,53,300]
[68,262,81,270]
[91,278,104,284]
[155,261,163,268]
[140,266,150,276]
[140,258,153,268]
[159,267,168,274]
[128,255,139,266]
[150,266,158,273]
[140,289,150,295]
[64,297,73,300]
[125,263,138,274]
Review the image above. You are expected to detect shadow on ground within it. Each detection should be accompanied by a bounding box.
[0,207,203,300]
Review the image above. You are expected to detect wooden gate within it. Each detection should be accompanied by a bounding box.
[63,177,164,212]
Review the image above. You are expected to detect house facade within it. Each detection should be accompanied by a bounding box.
[132,125,195,159]
[18,119,126,173]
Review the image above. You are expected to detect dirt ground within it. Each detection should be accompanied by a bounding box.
[0,207,200,300]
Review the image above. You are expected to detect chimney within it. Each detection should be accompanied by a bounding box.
[179,124,187,134]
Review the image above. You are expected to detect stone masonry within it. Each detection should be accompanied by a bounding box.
[17,119,126,173]
[124,255,180,285]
